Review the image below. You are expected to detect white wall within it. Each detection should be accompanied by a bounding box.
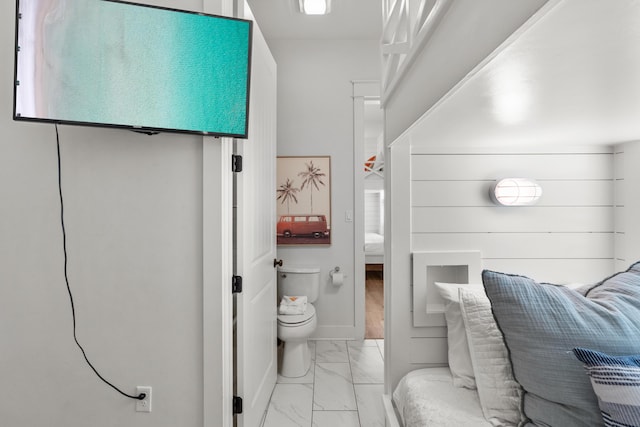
[0,0,231,425]
[269,39,379,338]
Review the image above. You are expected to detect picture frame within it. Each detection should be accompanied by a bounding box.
[276,156,331,245]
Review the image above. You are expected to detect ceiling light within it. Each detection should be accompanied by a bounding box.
[299,0,331,15]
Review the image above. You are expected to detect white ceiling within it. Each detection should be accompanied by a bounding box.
[408,0,640,148]
[245,0,382,40]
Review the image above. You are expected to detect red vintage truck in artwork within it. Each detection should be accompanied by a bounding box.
[277,214,330,239]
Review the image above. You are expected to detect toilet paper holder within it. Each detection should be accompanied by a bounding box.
[329,267,345,286]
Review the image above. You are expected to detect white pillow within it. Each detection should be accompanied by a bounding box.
[459,288,522,426]
[433,282,485,389]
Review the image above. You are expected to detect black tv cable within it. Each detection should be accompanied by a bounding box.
[55,124,145,401]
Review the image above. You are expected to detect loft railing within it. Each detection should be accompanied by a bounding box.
[381,0,452,105]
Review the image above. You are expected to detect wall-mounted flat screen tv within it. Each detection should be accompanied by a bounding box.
[13,0,252,138]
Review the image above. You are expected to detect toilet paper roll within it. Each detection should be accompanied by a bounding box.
[331,272,344,286]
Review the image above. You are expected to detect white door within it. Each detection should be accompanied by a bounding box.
[235,18,278,427]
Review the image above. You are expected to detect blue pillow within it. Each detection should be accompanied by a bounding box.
[482,261,640,426]
[573,347,640,427]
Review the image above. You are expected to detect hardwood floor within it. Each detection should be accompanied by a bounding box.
[365,270,384,339]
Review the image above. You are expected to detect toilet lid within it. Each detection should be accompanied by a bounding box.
[277,304,316,325]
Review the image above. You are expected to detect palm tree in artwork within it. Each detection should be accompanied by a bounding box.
[298,161,326,213]
[277,178,299,213]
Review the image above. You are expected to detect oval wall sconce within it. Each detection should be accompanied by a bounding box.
[490,178,542,206]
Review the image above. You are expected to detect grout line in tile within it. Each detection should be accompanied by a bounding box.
[311,341,317,426]
[346,343,362,426]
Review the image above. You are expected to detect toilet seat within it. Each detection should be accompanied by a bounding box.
[277,304,316,326]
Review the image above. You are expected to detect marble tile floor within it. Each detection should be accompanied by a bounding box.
[261,339,385,427]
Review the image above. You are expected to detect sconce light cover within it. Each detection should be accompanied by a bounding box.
[490,178,542,206]
[299,0,331,15]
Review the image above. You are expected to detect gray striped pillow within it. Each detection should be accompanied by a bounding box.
[573,347,640,427]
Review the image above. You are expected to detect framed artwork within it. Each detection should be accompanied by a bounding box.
[276,156,331,245]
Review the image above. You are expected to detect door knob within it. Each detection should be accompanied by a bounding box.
[273,259,283,268]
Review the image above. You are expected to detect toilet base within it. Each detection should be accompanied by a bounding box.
[280,340,311,378]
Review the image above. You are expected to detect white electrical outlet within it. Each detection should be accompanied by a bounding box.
[136,386,152,413]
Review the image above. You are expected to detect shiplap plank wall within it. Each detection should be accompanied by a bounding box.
[613,141,640,269]
[407,149,615,367]
[614,145,625,271]
[412,180,613,206]
[411,153,613,180]
[365,191,382,234]
[411,151,615,283]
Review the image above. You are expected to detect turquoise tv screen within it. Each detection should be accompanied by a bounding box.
[13,0,252,138]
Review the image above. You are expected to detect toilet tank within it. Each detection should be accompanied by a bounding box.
[277,266,320,303]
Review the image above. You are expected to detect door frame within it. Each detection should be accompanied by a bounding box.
[202,1,235,425]
[352,80,381,340]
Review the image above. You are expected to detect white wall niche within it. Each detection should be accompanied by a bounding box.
[411,251,481,327]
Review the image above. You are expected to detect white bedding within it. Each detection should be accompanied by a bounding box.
[365,232,384,254]
[392,367,492,427]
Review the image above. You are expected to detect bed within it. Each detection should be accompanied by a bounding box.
[390,368,491,427]
[384,261,640,427]
[364,232,384,264]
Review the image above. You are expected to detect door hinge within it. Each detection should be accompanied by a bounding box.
[233,396,243,415]
[232,154,243,172]
[232,275,243,294]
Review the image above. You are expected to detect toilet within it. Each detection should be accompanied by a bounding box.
[277,266,320,377]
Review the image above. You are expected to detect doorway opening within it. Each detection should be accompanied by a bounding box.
[362,98,384,339]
